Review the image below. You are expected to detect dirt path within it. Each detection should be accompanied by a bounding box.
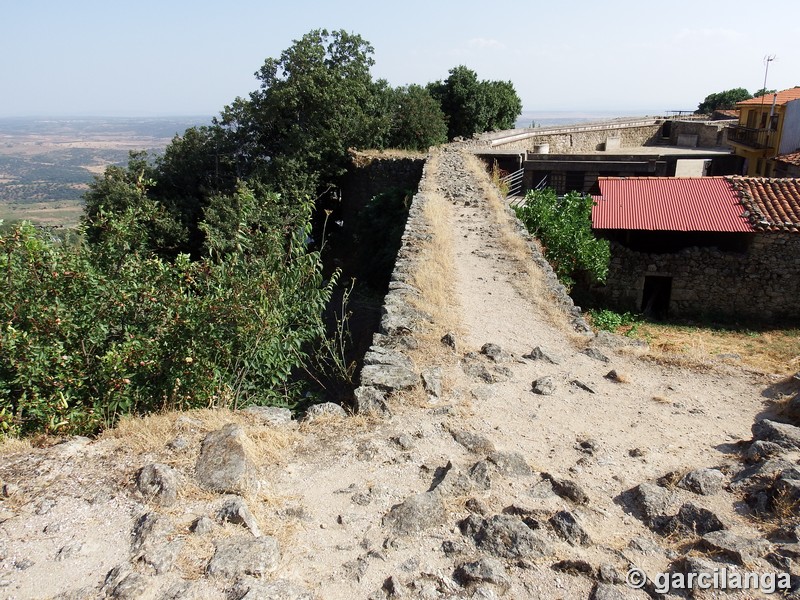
[0,146,794,600]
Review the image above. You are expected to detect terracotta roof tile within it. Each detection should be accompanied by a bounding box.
[737,87,800,107]
[776,151,800,167]
[727,177,800,232]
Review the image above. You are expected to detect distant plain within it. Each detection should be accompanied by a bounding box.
[0,117,210,227]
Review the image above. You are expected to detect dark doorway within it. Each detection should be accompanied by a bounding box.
[641,276,672,319]
[661,121,672,139]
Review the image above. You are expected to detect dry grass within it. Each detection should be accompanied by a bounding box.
[627,322,800,375]
[0,436,33,456]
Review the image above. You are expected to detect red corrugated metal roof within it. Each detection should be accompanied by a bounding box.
[591,177,755,232]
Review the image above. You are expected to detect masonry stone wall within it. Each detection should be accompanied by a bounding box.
[668,120,731,148]
[340,153,425,228]
[486,123,662,153]
[598,233,800,321]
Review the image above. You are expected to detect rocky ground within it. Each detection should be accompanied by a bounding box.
[1,145,799,600]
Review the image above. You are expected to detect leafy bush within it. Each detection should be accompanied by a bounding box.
[0,183,334,437]
[514,188,610,288]
[587,309,641,333]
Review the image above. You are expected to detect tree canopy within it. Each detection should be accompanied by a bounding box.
[695,87,776,114]
[427,66,522,139]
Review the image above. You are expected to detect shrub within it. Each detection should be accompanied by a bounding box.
[0,184,334,437]
[514,188,610,288]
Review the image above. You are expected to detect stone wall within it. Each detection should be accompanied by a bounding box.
[340,152,425,228]
[668,120,731,148]
[485,123,663,153]
[598,233,800,321]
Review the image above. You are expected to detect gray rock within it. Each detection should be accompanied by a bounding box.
[421,367,443,399]
[465,514,554,559]
[136,463,179,507]
[752,419,800,450]
[630,483,674,525]
[463,361,497,383]
[243,405,293,426]
[360,364,418,391]
[103,566,150,600]
[454,557,510,590]
[394,434,414,450]
[195,423,256,494]
[744,440,784,463]
[664,503,726,536]
[480,343,507,362]
[522,346,561,365]
[700,530,772,565]
[452,430,496,454]
[582,347,610,363]
[441,332,457,351]
[383,492,447,535]
[487,451,532,477]
[549,510,591,546]
[598,564,622,584]
[570,379,596,393]
[590,583,628,600]
[354,386,390,416]
[678,468,725,496]
[532,376,556,395]
[543,473,589,504]
[431,462,473,497]
[304,402,347,420]
[628,536,663,555]
[466,497,491,516]
[217,496,262,536]
[783,393,800,425]
[130,512,181,575]
[190,516,214,535]
[363,346,415,370]
[231,578,315,600]
[206,535,280,578]
[470,460,492,490]
[131,512,172,554]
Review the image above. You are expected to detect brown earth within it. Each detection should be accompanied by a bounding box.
[0,145,796,600]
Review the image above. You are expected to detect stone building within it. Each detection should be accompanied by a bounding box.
[590,176,800,321]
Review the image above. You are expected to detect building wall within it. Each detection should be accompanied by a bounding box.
[597,233,800,321]
[778,99,800,155]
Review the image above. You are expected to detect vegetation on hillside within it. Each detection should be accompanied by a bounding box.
[0,28,523,438]
[514,188,609,288]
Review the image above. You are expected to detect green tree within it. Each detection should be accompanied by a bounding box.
[428,66,522,139]
[386,85,447,150]
[696,88,753,114]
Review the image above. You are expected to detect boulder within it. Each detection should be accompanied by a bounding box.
[522,346,561,365]
[452,430,496,455]
[549,510,591,546]
[136,463,179,507]
[532,376,557,396]
[195,424,256,494]
[700,530,771,565]
[360,364,418,391]
[383,492,447,535]
[304,402,347,421]
[752,419,800,450]
[463,514,553,559]
[242,406,293,426]
[217,496,262,536]
[206,535,280,578]
[678,468,725,496]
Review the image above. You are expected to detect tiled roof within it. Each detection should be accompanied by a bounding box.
[591,177,754,232]
[775,151,800,166]
[727,177,800,232]
[737,87,800,107]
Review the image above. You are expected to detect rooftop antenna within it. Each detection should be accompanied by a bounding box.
[760,55,776,108]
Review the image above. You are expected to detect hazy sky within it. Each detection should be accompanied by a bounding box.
[2,0,799,117]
